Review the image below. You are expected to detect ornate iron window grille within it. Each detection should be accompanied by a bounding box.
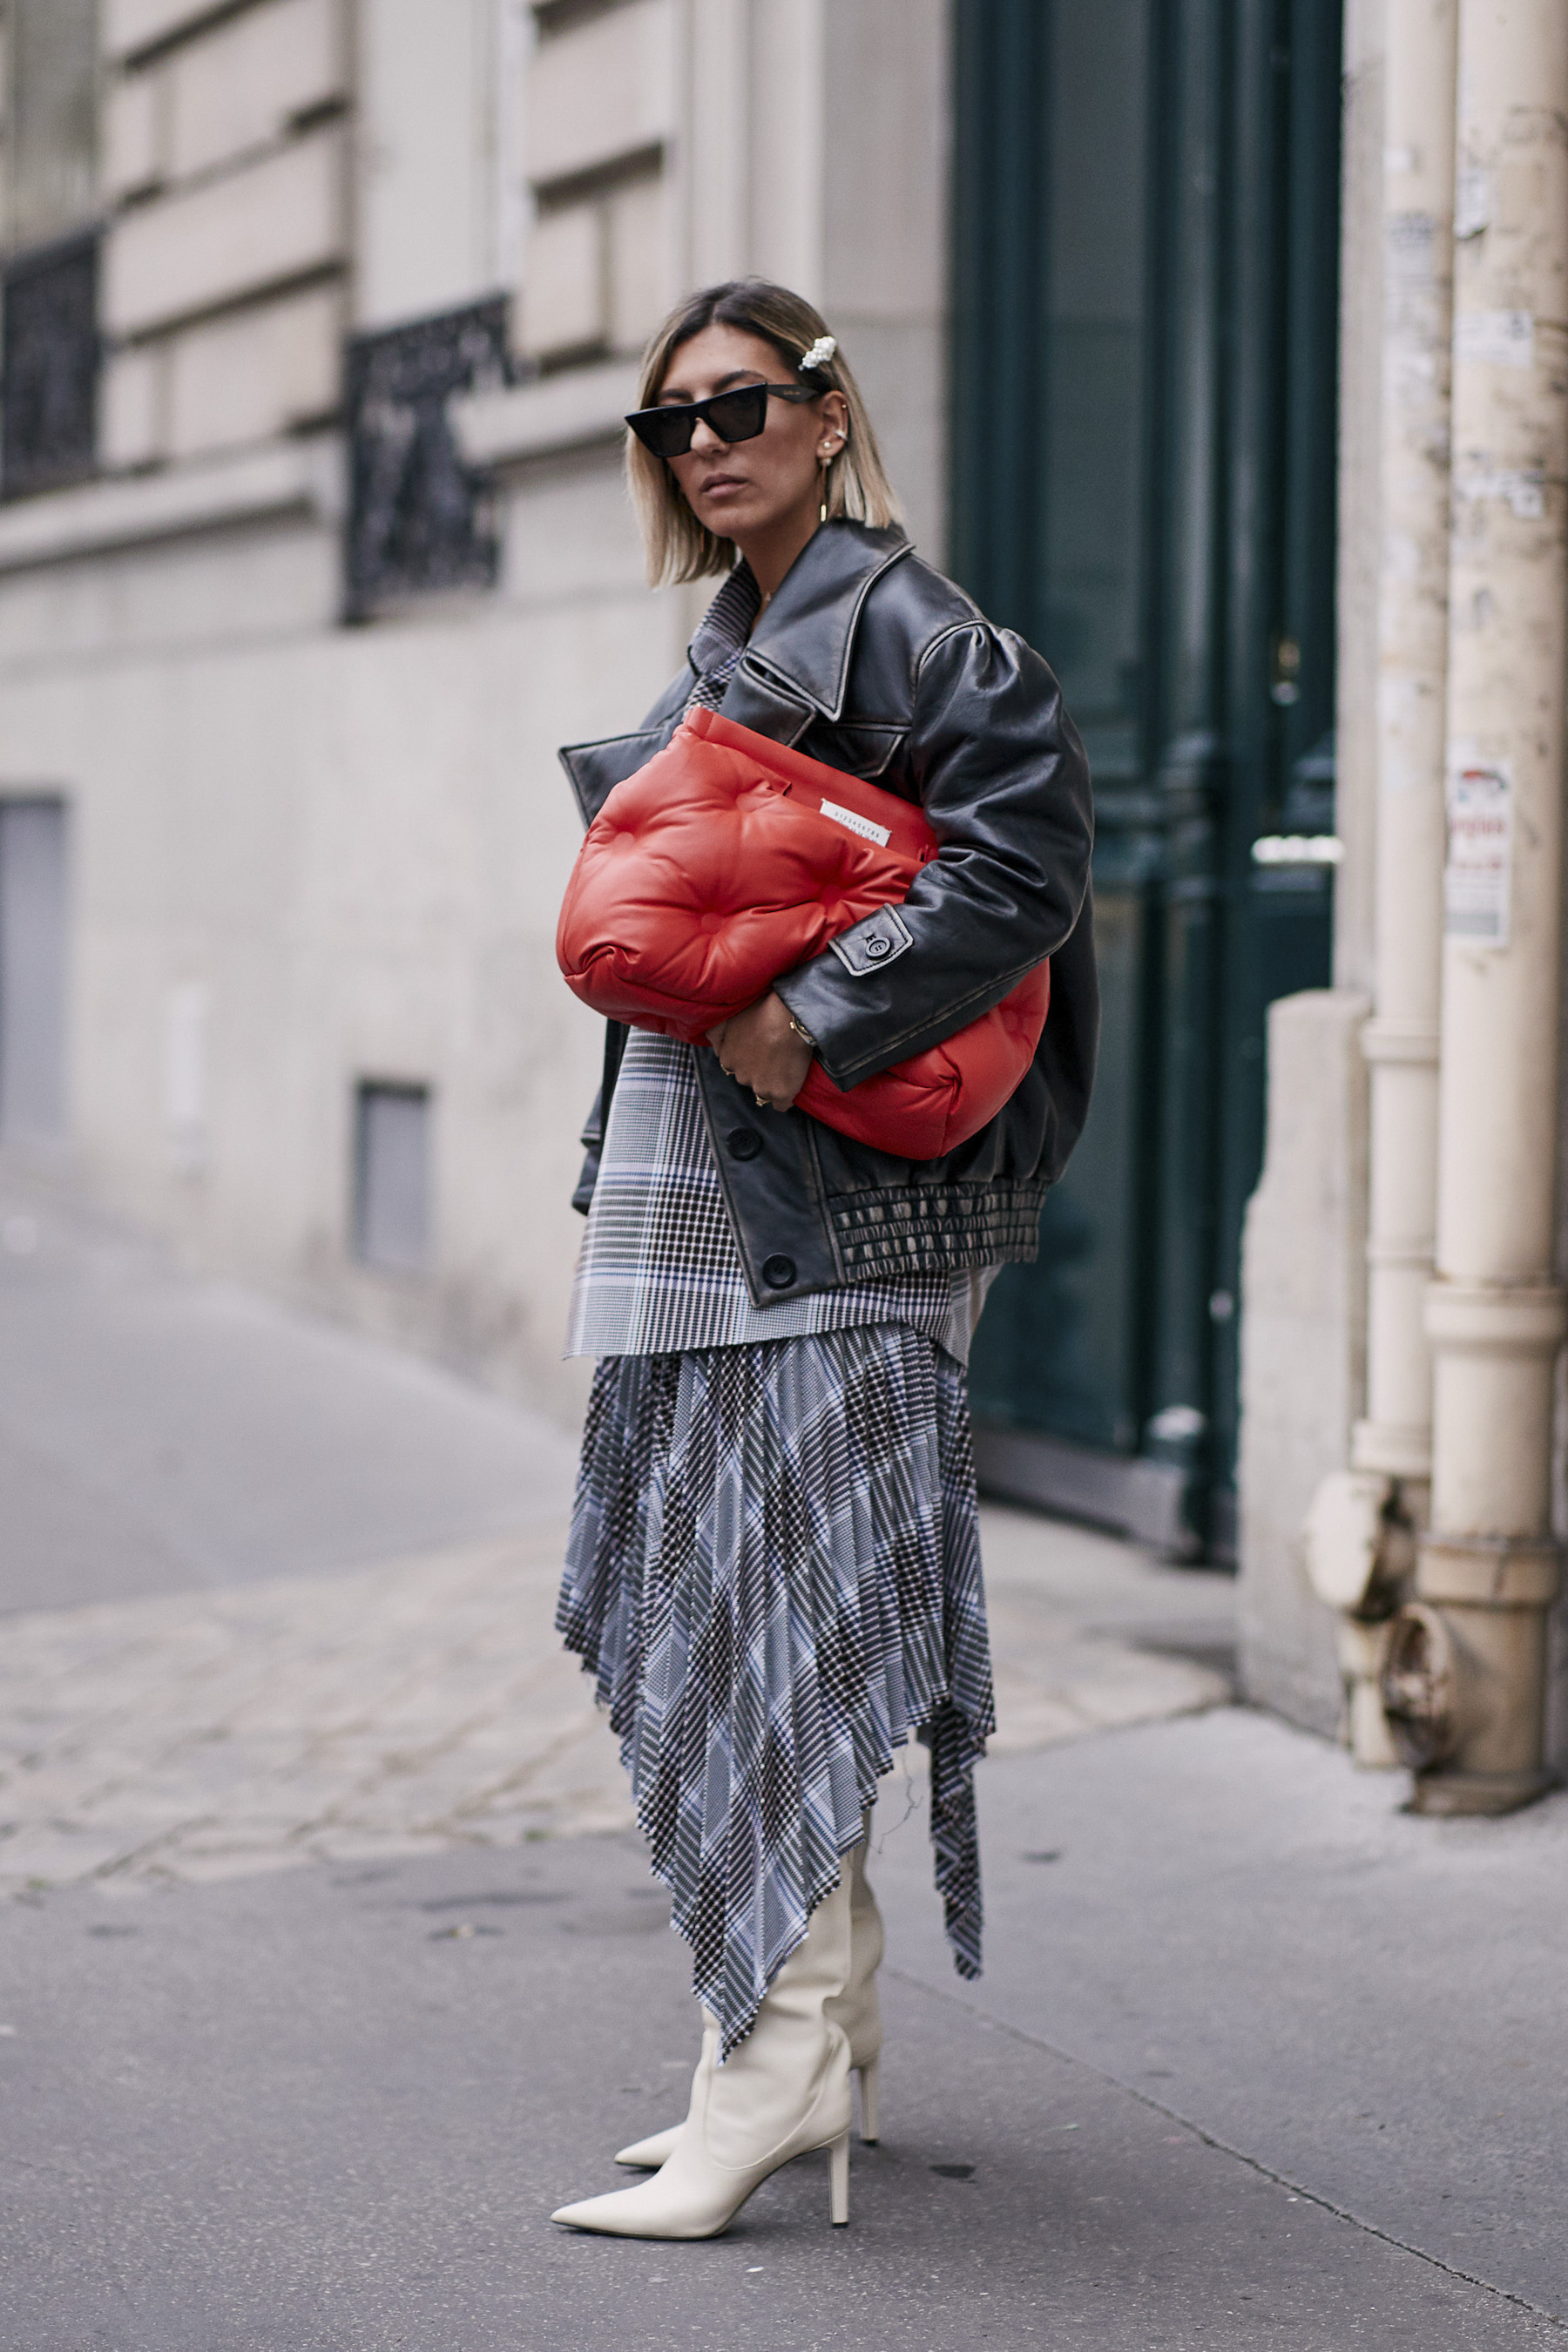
[343,296,513,619]
[0,230,100,501]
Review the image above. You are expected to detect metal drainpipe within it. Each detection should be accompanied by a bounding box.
[1304,0,1456,1763]
[1381,0,1568,1815]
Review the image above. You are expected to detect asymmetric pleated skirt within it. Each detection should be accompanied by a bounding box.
[558,1322,995,2056]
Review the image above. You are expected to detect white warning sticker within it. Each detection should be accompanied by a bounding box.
[1445,759,1512,947]
[821,797,890,848]
[1455,309,1535,370]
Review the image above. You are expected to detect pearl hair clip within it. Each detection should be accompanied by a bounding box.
[799,335,837,373]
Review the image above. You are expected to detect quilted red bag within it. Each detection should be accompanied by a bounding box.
[556,706,1049,1160]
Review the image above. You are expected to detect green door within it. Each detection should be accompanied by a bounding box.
[952,0,1342,1554]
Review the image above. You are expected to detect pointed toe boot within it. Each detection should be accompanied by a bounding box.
[616,1827,884,2170]
[554,1874,854,2237]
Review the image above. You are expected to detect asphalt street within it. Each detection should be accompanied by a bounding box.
[0,1179,578,1613]
[2,1164,1565,2349]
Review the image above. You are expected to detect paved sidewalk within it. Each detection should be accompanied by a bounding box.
[3,1732,1564,2350]
[0,1170,578,1612]
[875,1713,1568,2335]
[0,1165,1233,1901]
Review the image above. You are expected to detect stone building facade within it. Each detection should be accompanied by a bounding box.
[0,0,949,1422]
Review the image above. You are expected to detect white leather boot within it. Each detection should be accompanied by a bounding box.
[616,1828,883,2168]
[552,1871,854,2238]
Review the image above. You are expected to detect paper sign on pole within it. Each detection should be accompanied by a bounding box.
[1444,760,1512,946]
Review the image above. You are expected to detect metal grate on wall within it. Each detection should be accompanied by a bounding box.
[343,298,510,619]
[0,231,99,500]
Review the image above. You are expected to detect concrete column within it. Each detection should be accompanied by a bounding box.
[1391,0,1568,1813]
[1354,0,1456,1504]
[1302,0,1456,1762]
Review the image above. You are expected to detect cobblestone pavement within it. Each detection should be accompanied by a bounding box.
[0,1527,632,1894]
[0,1508,1232,1898]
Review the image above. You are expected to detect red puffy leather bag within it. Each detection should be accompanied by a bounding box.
[556,705,1049,1160]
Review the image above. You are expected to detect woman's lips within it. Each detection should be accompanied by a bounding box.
[697,473,749,498]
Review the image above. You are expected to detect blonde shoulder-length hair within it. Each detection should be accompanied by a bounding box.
[626,280,903,587]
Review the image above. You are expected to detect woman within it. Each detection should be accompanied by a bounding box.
[551,280,1096,2239]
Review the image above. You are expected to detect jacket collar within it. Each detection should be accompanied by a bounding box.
[687,522,912,724]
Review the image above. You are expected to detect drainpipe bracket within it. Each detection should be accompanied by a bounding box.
[1423,1281,1568,1355]
[1416,1531,1561,1609]
[1351,1419,1432,1484]
[1361,1017,1440,1067]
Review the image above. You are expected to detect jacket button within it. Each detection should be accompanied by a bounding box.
[865,933,891,959]
[762,1254,796,1289]
[726,1126,762,1160]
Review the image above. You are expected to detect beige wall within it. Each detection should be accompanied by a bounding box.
[1238,991,1370,1734]
[98,0,350,473]
[0,446,679,1420]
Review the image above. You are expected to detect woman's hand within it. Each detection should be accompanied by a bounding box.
[708,993,814,1112]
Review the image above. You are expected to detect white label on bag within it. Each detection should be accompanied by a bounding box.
[821,798,890,847]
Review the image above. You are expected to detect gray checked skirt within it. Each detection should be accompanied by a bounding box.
[558,1322,995,2056]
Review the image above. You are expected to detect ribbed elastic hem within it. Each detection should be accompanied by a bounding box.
[828,1179,1046,1281]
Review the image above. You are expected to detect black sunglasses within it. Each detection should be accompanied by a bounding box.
[625,382,821,459]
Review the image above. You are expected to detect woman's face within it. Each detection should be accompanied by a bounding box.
[656,324,848,549]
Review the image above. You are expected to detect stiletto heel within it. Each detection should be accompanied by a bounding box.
[829,2130,849,2227]
[857,2055,880,2146]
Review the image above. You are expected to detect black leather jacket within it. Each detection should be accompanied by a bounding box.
[560,520,1097,1308]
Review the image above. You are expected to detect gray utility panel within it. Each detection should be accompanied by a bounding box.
[355,1079,432,1271]
[0,795,68,1144]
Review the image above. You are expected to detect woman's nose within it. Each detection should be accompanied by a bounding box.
[688,417,725,454]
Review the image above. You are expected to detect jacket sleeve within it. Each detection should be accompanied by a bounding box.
[774,621,1093,1090]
